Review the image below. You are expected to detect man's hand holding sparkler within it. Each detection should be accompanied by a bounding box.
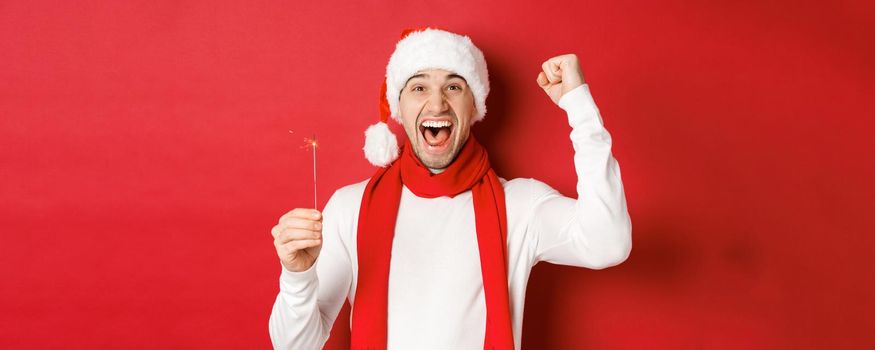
[536,53,586,105]
[272,208,323,272]
[270,132,322,272]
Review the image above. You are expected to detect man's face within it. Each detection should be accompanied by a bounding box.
[398,68,476,170]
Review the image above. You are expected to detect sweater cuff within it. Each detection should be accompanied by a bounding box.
[557,83,603,128]
[278,257,319,294]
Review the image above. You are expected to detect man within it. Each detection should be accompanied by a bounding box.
[268,27,632,350]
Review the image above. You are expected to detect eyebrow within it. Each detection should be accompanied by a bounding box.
[405,73,468,86]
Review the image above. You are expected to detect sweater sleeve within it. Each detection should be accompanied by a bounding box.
[529,83,633,269]
[268,189,353,349]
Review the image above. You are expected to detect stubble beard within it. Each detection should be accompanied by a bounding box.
[413,141,458,170]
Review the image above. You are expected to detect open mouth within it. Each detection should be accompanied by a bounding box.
[418,119,454,150]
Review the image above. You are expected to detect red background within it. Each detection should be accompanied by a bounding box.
[2,0,873,349]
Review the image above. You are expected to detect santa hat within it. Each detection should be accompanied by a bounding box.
[363,26,491,167]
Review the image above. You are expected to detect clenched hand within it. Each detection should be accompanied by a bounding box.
[537,53,586,105]
[271,208,323,272]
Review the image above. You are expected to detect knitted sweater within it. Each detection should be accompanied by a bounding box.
[269,84,632,350]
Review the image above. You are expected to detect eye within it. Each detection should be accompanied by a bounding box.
[448,84,462,91]
[412,85,424,92]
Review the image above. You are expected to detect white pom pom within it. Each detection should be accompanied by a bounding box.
[363,121,399,167]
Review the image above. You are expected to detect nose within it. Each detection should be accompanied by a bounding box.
[425,89,449,115]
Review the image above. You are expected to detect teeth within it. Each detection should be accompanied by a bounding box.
[421,120,452,128]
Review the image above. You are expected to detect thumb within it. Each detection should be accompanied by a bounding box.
[536,71,550,89]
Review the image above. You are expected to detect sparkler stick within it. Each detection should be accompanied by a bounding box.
[291,130,319,209]
[306,135,318,209]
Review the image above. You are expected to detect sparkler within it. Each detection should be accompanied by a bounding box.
[290,130,319,209]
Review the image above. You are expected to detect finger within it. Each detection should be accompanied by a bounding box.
[283,239,322,252]
[276,228,322,245]
[541,61,562,83]
[271,224,282,239]
[561,54,580,71]
[548,57,565,75]
[553,57,581,82]
[277,226,321,241]
[279,208,322,224]
[279,216,323,231]
[536,72,550,88]
[280,208,321,221]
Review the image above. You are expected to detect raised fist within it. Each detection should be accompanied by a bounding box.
[536,53,586,105]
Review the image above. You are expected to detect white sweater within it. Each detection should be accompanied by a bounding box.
[268,84,632,350]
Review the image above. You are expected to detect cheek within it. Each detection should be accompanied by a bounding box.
[401,119,415,134]
[452,100,475,125]
[454,94,475,114]
[400,99,425,120]
[459,123,472,138]
[398,100,417,126]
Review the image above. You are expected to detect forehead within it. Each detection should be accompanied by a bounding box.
[405,69,467,85]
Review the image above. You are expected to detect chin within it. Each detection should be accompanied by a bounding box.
[414,144,456,169]
[425,152,456,169]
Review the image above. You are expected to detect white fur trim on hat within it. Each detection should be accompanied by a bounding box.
[385,28,490,124]
[363,121,399,167]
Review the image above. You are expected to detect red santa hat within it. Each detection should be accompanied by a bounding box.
[363,26,491,167]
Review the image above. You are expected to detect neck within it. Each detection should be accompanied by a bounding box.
[428,167,446,174]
